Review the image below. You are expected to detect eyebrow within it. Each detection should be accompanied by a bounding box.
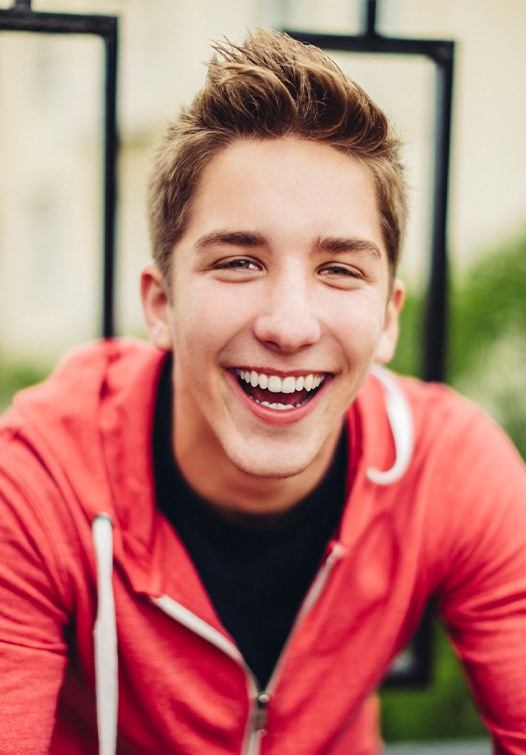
[193,230,266,252]
[312,235,382,259]
[192,229,382,259]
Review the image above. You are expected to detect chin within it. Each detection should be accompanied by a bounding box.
[238,465,306,481]
[227,447,318,481]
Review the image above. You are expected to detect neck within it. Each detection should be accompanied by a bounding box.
[173,412,341,518]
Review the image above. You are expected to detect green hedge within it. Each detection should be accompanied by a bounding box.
[0,362,49,413]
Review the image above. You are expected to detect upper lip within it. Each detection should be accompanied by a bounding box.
[231,366,330,378]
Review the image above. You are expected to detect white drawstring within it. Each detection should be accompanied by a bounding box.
[366,366,414,485]
[92,514,118,755]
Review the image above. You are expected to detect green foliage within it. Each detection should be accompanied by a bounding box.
[389,288,425,379]
[381,621,487,741]
[448,235,525,375]
[448,234,526,457]
[391,232,526,458]
[0,360,49,412]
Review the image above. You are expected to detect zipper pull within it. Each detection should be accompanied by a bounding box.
[254,691,271,733]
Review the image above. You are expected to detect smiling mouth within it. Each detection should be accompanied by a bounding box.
[234,368,326,411]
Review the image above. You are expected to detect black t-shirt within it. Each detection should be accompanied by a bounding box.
[153,357,349,688]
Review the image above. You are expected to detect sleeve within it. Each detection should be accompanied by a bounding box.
[0,463,70,754]
[433,409,526,754]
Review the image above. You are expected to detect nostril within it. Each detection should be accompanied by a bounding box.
[254,312,321,352]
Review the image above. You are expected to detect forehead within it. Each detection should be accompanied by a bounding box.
[180,137,386,256]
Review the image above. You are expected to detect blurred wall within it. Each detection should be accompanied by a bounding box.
[0,0,524,362]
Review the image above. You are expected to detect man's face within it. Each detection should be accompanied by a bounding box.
[143,137,403,482]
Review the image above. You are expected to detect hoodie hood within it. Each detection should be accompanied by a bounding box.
[10,339,413,572]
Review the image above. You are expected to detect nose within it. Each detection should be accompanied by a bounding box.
[253,273,321,353]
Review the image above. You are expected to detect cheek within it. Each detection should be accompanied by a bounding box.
[171,285,249,355]
[333,295,387,352]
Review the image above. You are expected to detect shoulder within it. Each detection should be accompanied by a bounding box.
[364,370,521,465]
[391,372,483,428]
[355,369,523,490]
[18,337,159,398]
[391,375,525,586]
[399,374,523,472]
[355,369,525,549]
[0,336,165,520]
[1,337,162,428]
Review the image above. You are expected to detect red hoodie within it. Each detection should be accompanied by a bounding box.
[0,339,525,754]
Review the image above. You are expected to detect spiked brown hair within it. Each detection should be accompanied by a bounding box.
[147,29,407,286]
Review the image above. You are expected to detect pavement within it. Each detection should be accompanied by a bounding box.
[384,741,491,754]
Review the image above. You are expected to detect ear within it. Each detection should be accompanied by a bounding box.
[375,279,405,365]
[140,264,173,351]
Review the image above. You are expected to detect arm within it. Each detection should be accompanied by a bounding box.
[0,466,70,753]
[435,412,526,753]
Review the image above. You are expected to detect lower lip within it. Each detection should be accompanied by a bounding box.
[227,371,332,426]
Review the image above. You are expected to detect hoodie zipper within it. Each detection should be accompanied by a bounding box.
[243,543,345,754]
[151,542,345,755]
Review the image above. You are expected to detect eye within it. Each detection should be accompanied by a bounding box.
[215,257,259,270]
[318,264,363,280]
[212,256,263,274]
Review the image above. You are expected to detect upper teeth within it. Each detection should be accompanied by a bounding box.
[236,369,324,393]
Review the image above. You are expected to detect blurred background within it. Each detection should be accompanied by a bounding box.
[0,0,524,748]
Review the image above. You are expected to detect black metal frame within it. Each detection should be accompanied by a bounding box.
[0,0,118,337]
[284,0,455,686]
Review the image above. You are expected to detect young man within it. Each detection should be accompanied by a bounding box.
[1,29,525,755]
